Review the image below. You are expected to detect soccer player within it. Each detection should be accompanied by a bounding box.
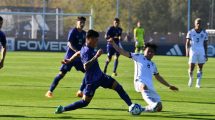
[55,30,136,114]
[134,21,145,53]
[103,18,123,76]
[45,16,86,98]
[0,16,7,69]
[109,39,179,112]
[186,18,208,88]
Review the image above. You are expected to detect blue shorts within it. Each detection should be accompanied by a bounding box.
[107,46,120,58]
[60,58,85,73]
[83,74,115,97]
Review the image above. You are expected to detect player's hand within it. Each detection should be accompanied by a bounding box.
[169,85,179,91]
[95,49,103,58]
[107,38,114,44]
[0,61,3,69]
[61,59,71,64]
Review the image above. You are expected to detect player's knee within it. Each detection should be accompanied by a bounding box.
[80,99,90,107]
[82,95,92,103]
[113,82,123,92]
[59,71,66,77]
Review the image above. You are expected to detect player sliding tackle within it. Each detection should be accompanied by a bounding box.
[55,30,142,115]
[108,38,179,112]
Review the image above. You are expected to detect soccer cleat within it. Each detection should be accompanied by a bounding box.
[188,79,193,87]
[112,72,117,77]
[45,91,53,98]
[76,90,83,98]
[195,84,201,88]
[55,105,64,114]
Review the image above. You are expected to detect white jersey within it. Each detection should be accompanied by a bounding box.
[131,53,158,90]
[186,29,208,52]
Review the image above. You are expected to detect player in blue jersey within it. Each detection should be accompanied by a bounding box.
[55,30,138,114]
[0,16,7,69]
[103,18,123,76]
[45,17,86,98]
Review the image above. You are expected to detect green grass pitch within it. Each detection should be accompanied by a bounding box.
[0,52,214,120]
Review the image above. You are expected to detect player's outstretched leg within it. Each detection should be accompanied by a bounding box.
[45,72,66,98]
[112,81,132,106]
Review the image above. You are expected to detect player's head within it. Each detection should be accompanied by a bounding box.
[86,29,99,48]
[113,18,120,27]
[143,43,157,60]
[137,21,141,27]
[77,16,86,29]
[0,16,3,29]
[194,18,202,29]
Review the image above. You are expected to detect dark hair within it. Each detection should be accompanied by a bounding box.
[77,16,86,21]
[114,18,120,22]
[86,29,99,38]
[0,16,3,21]
[144,43,157,52]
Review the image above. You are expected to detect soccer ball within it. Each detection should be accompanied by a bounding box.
[129,103,142,115]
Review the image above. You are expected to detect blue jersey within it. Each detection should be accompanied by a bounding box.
[80,45,103,84]
[106,26,122,47]
[65,28,86,59]
[0,31,6,47]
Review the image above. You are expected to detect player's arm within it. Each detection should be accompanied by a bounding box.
[133,28,137,42]
[68,42,78,52]
[107,38,130,58]
[185,38,191,57]
[61,51,80,64]
[154,74,179,91]
[204,40,208,61]
[83,49,103,70]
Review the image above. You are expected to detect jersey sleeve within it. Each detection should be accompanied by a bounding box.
[0,32,6,47]
[130,53,140,61]
[105,27,113,39]
[186,30,191,40]
[204,31,208,41]
[152,62,159,75]
[119,28,122,36]
[68,29,76,43]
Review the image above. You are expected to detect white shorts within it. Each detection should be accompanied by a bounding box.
[189,50,206,64]
[134,81,161,103]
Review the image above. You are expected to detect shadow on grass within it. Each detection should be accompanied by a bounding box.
[0,115,125,120]
[0,104,127,112]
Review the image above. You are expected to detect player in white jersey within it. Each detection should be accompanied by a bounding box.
[186,18,208,88]
[108,39,179,112]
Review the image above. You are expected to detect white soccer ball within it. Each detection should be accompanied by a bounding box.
[129,103,142,115]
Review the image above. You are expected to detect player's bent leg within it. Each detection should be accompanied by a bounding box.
[112,55,119,76]
[46,71,67,98]
[104,56,112,73]
[188,63,195,87]
[76,78,85,97]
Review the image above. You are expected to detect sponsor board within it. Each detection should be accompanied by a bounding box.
[15,39,67,51]
[6,37,15,51]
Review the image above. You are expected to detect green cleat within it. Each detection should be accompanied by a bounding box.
[55,105,64,114]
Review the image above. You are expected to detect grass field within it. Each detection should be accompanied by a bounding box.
[0,52,215,120]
